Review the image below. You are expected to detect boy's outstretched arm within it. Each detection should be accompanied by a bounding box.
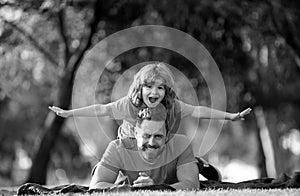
[48,104,111,118]
[191,106,252,121]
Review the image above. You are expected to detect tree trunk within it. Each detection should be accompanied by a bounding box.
[26,0,109,184]
[254,122,268,177]
[27,72,74,184]
[265,110,289,175]
[254,107,277,178]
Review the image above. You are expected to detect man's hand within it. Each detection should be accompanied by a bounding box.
[48,106,71,118]
[231,108,252,121]
[132,172,154,187]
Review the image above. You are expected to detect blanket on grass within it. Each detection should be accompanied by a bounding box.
[14,172,300,195]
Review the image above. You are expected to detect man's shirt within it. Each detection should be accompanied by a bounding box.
[93,134,197,185]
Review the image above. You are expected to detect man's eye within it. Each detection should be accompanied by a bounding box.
[142,134,151,139]
[154,135,163,140]
[158,86,165,90]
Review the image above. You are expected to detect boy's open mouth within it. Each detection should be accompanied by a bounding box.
[148,97,159,103]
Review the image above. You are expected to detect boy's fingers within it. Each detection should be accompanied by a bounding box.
[241,108,252,116]
[49,106,63,115]
[246,108,252,113]
[50,108,57,112]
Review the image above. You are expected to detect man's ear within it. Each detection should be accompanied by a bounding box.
[134,127,138,137]
[165,132,171,143]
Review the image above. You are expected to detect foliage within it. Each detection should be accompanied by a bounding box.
[0,0,300,186]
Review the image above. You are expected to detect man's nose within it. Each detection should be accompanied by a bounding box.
[148,136,156,146]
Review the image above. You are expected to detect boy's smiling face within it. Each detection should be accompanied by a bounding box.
[142,78,166,108]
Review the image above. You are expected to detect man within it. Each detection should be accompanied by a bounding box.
[89,107,199,190]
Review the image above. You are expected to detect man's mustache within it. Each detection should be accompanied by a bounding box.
[142,144,160,151]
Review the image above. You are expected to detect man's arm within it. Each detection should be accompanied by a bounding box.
[89,164,119,189]
[170,162,199,190]
[89,140,122,189]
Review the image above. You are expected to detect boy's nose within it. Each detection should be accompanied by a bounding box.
[151,87,158,94]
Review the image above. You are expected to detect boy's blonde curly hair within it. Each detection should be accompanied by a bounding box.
[128,62,178,133]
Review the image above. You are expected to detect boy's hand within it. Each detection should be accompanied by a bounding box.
[231,108,252,121]
[48,106,71,118]
[132,172,154,187]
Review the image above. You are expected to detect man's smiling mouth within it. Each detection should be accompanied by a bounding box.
[142,144,160,151]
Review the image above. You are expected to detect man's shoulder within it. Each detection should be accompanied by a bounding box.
[169,134,190,144]
[109,138,136,150]
[166,134,191,152]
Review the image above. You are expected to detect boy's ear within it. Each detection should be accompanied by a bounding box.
[137,86,142,101]
[130,85,142,106]
[166,86,176,99]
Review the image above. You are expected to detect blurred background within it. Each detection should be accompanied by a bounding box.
[0,0,300,187]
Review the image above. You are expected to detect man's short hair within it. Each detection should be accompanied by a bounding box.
[136,103,168,132]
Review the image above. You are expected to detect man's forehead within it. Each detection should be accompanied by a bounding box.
[138,120,166,133]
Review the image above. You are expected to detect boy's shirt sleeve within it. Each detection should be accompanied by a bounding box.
[106,96,137,120]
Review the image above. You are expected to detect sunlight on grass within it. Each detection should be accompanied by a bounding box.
[85,189,300,196]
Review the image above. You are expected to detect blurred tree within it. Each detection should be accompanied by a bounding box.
[238,0,300,176]
[1,0,299,185]
[1,0,147,184]
[153,0,300,176]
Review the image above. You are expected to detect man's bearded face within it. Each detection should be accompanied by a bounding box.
[135,120,167,161]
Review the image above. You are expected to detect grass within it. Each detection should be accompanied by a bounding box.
[85,189,299,196]
[1,188,299,196]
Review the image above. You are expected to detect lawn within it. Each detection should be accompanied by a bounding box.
[86,189,299,196]
[1,188,300,196]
